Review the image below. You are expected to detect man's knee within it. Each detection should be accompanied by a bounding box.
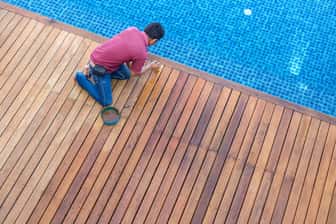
[75,72,85,83]
[124,71,130,80]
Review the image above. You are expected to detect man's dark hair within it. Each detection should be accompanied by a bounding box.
[144,22,165,40]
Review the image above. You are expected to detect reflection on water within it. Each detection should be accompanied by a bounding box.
[289,32,310,76]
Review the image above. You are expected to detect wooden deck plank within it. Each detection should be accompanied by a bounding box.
[0,37,84,204]
[316,142,336,224]
[0,19,39,79]
[3,93,83,224]
[225,96,259,161]
[152,84,221,224]
[192,93,249,223]
[0,25,52,109]
[0,31,71,156]
[0,33,79,159]
[0,9,10,22]
[60,69,164,224]
[236,105,286,223]
[281,118,321,224]
[45,67,156,224]
[0,37,88,224]
[0,21,44,96]
[38,82,121,223]
[103,74,197,224]
[202,97,264,224]
[0,9,9,26]
[207,90,241,152]
[169,88,230,223]
[192,90,248,223]
[25,90,102,223]
[270,116,316,223]
[0,9,7,21]
[0,4,335,223]
[168,88,232,224]
[0,27,60,123]
[327,189,336,224]
[202,99,267,223]
[246,108,293,223]
[259,112,303,223]
[44,73,143,223]
[0,98,75,223]
[305,125,336,223]
[141,81,214,224]
[97,69,179,224]
[215,102,275,224]
[0,33,79,193]
[26,100,99,224]
[61,78,148,224]
[15,96,96,224]
[99,73,191,224]
[130,78,207,224]
[39,69,152,224]
[293,121,330,224]
[0,15,27,59]
[169,91,252,223]
[0,38,91,189]
[0,13,20,47]
[0,36,90,214]
[4,85,88,224]
[199,88,233,149]
[81,69,171,224]
[80,69,169,224]
[54,80,124,223]
[179,151,215,224]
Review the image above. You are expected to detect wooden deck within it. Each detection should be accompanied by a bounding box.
[0,2,336,224]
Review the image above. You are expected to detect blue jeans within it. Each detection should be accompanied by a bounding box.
[75,64,130,106]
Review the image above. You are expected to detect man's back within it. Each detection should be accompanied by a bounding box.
[90,27,148,73]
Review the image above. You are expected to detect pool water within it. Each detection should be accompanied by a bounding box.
[3,0,336,117]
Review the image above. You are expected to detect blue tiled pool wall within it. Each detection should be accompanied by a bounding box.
[3,0,336,116]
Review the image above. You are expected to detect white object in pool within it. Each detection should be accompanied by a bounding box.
[244,9,252,16]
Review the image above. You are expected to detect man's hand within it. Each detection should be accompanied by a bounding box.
[83,64,89,76]
[131,60,163,77]
[150,61,162,74]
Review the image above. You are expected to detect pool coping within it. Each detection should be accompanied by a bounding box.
[1,1,335,125]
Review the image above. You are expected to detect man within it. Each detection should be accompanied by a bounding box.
[75,22,164,106]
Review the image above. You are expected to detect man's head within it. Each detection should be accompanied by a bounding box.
[144,22,165,46]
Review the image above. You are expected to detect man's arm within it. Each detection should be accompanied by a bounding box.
[129,60,161,77]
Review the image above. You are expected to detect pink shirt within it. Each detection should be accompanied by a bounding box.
[90,27,149,73]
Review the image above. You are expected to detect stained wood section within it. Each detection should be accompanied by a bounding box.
[0,4,335,224]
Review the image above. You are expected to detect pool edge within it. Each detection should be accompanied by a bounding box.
[1,1,335,125]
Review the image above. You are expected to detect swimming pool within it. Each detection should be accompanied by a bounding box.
[3,0,336,117]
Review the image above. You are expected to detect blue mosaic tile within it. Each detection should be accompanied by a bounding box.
[2,0,336,117]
